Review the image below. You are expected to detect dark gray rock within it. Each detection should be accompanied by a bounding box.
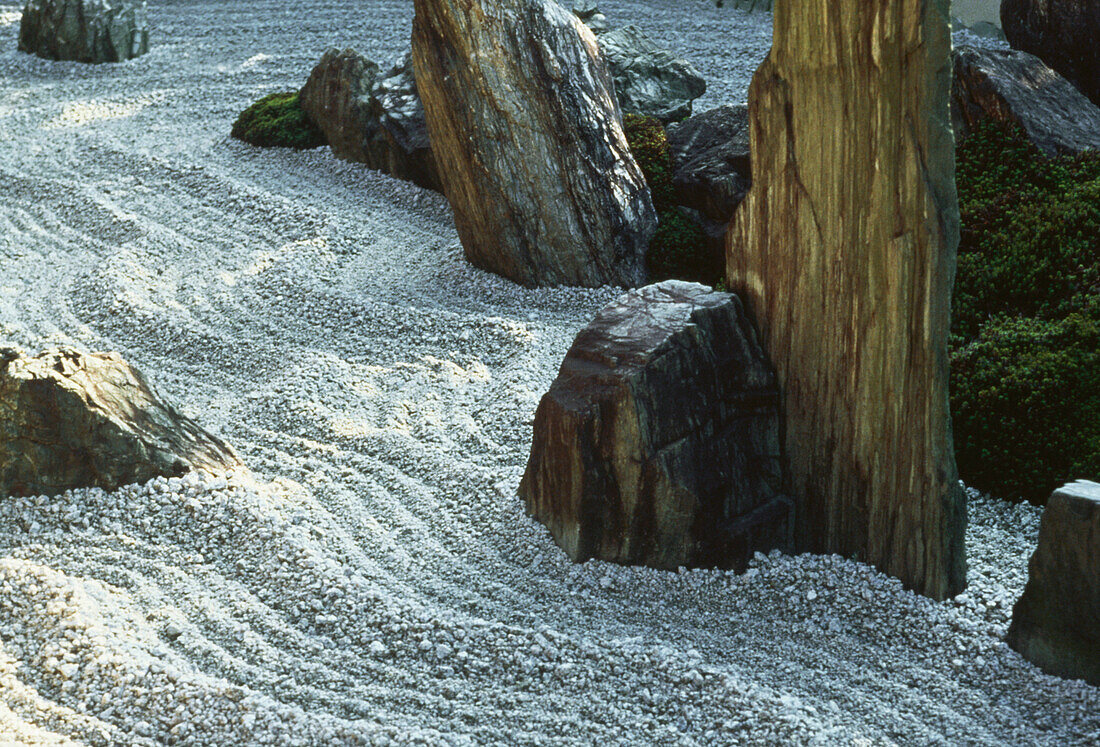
[594,24,707,123]
[1002,0,1100,107]
[413,0,657,288]
[0,348,243,498]
[366,52,441,193]
[666,104,752,223]
[952,46,1100,156]
[19,0,149,63]
[520,281,791,570]
[299,48,380,163]
[1006,480,1100,686]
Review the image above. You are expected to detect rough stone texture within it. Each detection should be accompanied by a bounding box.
[520,281,791,571]
[590,24,707,124]
[666,104,752,223]
[299,48,380,164]
[366,52,442,192]
[412,0,657,288]
[952,46,1100,156]
[19,0,149,63]
[0,348,242,498]
[1002,0,1100,107]
[726,0,967,599]
[1007,481,1100,685]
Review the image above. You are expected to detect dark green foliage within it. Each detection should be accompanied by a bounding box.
[951,121,1100,502]
[231,92,326,150]
[622,114,716,285]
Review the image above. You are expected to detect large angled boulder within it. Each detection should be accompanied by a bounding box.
[0,348,242,498]
[952,46,1100,156]
[520,281,792,570]
[413,0,657,288]
[19,0,149,63]
[1006,480,1100,685]
[299,48,380,164]
[1002,0,1100,107]
[666,104,752,223]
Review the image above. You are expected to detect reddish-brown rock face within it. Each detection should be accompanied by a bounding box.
[411,0,657,288]
[726,0,967,599]
[1002,0,1100,107]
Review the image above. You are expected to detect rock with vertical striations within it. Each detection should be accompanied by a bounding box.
[726,0,967,599]
[1007,480,1100,685]
[952,46,1100,156]
[19,0,149,63]
[666,104,752,223]
[0,348,243,498]
[1001,0,1100,107]
[413,0,656,288]
[520,281,792,570]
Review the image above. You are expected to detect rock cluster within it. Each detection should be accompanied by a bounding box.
[1001,0,1100,107]
[1006,480,1100,686]
[412,0,656,288]
[521,281,791,570]
[19,0,149,63]
[952,46,1100,156]
[0,348,242,498]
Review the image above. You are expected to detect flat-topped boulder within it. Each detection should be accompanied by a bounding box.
[0,348,242,498]
[412,0,656,288]
[520,281,791,570]
[19,0,149,63]
[1006,480,1100,685]
[952,46,1100,156]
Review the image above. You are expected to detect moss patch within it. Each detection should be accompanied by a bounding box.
[231,92,326,150]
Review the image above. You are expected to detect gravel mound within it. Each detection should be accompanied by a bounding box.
[0,1,1088,744]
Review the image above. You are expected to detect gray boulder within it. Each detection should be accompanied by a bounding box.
[19,0,149,63]
[952,46,1100,156]
[666,104,752,223]
[367,53,441,193]
[1006,480,1100,686]
[520,281,792,570]
[0,348,242,498]
[1002,0,1100,108]
[299,48,380,164]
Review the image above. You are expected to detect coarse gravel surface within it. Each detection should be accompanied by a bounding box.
[0,1,1087,745]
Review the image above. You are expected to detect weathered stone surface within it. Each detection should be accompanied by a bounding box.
[0,348,242,498]
[591,24,707,124]
[1002,0,1100,107]
[952,46,1100,156]
[299,48,380,164]
[19,0,149,63]
[666,104,752,223]
[1007,481,1100,685]
[520,281,791,570]
[366,53,441,192]
[413,0,657,288]
[726,0,967,599]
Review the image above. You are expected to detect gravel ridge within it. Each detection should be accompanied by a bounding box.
[0,1,1089,745]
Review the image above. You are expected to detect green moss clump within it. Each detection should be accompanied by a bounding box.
[231,92,326,150]
[622,114,717,285]
[951,121,1100,502]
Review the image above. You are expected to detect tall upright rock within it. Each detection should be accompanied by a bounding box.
[19,0,149,63]
[726,0,967,599]
[412,0,657,288]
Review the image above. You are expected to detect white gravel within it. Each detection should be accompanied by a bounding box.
[0,1,1090,745]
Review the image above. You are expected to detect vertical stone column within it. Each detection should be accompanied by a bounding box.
[726,0,967,599]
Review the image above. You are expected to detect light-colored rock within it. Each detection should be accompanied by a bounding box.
[520,280,791,570]
[726,0,967,599]
[952,46,1100,156]
[19,0,149,63]
[1006,480,1100,685]
[1002,0,1100,107]
[0,348,242,498]
[412,0,657,288]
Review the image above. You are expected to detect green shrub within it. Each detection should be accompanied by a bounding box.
[951,121,1100,502]
[622,114,717,285]
[231,92,326,150]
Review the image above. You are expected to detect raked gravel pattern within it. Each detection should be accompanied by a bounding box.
[0,0,1086,744]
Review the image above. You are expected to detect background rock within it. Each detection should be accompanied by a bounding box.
[299,48,379,163]
[952,46,1100,156]
[19,0,149,63]
[412,0,656,288]
[366,52,441,192]
[1002,0,1100,107]
[1006,480,1100,686]
[666,104,751,223]
[0,348,242,498]
[521,281,791,570]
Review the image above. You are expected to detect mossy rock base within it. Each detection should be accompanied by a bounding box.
[231,92,327,150]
